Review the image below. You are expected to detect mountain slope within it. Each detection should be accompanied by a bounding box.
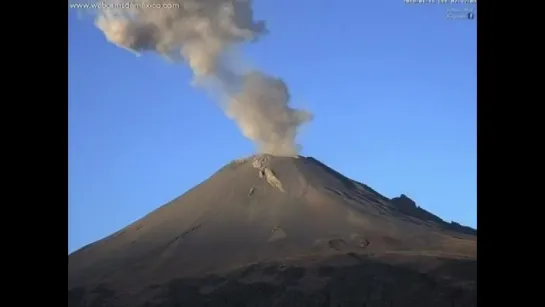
[68,154,476,307]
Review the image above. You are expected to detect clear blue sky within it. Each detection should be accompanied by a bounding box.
[68,1,476,253]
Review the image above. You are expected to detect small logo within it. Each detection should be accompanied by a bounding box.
[446,8,476,20]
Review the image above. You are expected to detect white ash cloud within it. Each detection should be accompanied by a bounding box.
[92,0,312,156]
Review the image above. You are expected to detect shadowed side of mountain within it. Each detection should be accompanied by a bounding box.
[69,253,476,307]
[390,194,477,236]
[299,156,476,236]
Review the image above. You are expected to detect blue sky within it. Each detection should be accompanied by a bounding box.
[68,0,476,253]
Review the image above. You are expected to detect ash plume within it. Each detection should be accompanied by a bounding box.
[93,0,313,156]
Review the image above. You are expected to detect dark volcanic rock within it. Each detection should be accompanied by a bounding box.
[391,194,477,236]
[68,155,476,307]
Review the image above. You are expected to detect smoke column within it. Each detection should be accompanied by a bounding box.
[93,0,313,156]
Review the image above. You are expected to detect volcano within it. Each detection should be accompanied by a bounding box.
[68,154,477,307]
